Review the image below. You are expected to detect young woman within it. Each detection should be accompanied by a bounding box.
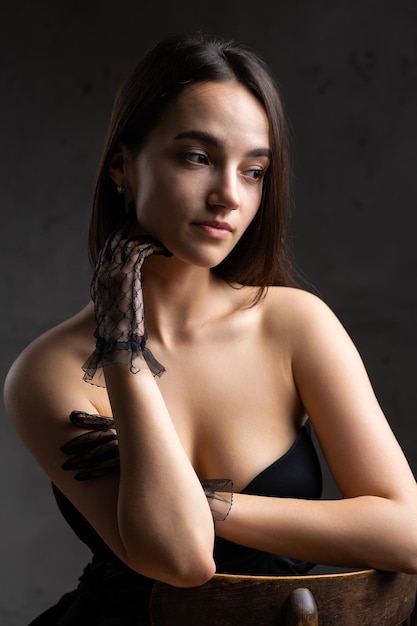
[4,33,417,625]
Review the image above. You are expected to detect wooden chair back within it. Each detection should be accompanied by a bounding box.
[150,569,417,625]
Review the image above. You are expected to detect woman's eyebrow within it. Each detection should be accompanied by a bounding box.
[174,130,271,159]
[174,130,220,147]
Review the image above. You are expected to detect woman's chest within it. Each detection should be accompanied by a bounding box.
[154,330,304,489]
[90,311,304,490]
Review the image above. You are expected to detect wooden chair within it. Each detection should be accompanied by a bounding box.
[149,569,417,625]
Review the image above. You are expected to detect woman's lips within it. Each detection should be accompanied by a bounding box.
[193,221,233,240]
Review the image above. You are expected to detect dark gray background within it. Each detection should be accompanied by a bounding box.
[1,1,417,624]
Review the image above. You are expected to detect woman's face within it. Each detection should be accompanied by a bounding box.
[122,80,271,268]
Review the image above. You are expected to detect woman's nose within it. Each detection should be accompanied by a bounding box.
[207,168,240,211]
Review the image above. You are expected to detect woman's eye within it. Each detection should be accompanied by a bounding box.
[183,151,209,165]
[244,168,265,181]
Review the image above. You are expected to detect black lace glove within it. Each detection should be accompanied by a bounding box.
[82,230,171,386]
[60,411,118,480]
[61,411,233,520]
[202,478,234,522]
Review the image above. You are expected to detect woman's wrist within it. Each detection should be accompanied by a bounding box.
[201,479,234,522]
[104,358,155,385]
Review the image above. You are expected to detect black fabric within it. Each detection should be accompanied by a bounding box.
[28,555,153,626]
[214,422,323,575]
[30,422,322,625]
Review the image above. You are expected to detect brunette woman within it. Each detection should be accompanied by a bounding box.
[5,33,417,625]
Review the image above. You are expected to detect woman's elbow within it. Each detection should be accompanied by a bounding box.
[140,553,216,588]
[396,540,417,575]
[388,551,417,576]
[383,520,417,575]
[168,555,216,588]
[397,505,417,574]
[125,542,216,587]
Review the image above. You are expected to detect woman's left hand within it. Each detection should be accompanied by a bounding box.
[60,410,119,480]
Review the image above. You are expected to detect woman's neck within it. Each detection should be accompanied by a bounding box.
[141,256,229,346]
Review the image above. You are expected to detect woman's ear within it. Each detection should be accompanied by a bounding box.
[108,143,130,187]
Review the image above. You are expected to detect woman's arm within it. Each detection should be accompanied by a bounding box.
[4,339,215,586]
[103,362,216,582]
[215,290,417,573]
[5,227,217,588]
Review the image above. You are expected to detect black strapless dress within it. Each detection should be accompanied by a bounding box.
[29,422,322,625]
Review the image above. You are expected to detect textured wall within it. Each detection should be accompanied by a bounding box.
[1,1,416,623]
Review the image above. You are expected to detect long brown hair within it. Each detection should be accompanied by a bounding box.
[88,33,295,299]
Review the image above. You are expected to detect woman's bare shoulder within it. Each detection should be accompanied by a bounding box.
[261,286,337,334]
[4,302,101,434]
[7,304,93,380]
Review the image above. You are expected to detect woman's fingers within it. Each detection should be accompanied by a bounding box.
[60,428,117,454]
[69,410,114,429]
[61,438,119,471]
